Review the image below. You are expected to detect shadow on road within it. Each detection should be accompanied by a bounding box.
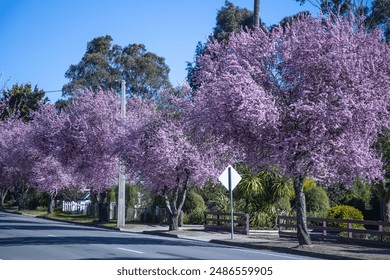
[0,234,228,248]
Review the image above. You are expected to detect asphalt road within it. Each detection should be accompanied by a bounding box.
[0,211,320,260]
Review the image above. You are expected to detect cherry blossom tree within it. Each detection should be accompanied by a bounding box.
[193,14,390,245]
[55,90,121,222]
[0,106,73,213]
[27,105,73,213]
[0,118,34,210]
[0,120,12,207]
[120,90,227,230]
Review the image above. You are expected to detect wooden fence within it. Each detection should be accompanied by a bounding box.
[204,211,249,235]
[277,215,390,247]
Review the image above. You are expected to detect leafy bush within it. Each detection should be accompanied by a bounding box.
[384,227,390,242]
[183,190,206,224]
[234,165,294,229]
[250,211,275,229]
[303,178,330,218]
[249,196,293,229]
[327,205,365,229]
[201,182,230,212]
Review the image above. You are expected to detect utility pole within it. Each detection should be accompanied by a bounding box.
[253,0,260,28]
[117,80,126,228]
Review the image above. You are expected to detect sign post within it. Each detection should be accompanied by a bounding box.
[218,165,241,240]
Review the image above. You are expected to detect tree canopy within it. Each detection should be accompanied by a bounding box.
[296,0,390,40]
[0,83,48,121]
[213,1,254,42]
[62,35,172,99]
[191,14,390,245]
[118,87,227,230]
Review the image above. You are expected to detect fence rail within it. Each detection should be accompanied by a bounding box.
[277,215,390,247]
[204,211,249,235]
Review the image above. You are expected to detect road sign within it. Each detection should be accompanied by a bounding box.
[218,165,242,191]
[218,165,242,240]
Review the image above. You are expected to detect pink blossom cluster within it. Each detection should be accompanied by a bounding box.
[193,14,390,186]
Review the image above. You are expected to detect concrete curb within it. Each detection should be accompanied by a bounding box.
[208,239,358,260]
[118,227,355,260]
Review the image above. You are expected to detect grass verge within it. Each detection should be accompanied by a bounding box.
[2,207,117,228]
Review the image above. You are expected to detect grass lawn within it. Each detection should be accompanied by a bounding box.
[3,207,117,228]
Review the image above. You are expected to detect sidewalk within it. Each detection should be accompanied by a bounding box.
[120,224,390,260]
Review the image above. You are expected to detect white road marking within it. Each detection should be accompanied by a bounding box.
[117,247,144,254]
[231,248,306,260]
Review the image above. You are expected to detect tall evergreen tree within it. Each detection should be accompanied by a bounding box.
[0,83,48,121]
[62,35,172,99]
[213,1,254,42]
[187,1,257,88]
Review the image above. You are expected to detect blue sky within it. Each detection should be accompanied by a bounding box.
[0,0,319,102]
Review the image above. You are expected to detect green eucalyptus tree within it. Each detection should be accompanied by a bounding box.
[62,35,172,100]
[213,1,254,42]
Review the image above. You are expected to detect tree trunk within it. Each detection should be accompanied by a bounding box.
[168,212,179,231]
[385,200,390,222]
[0,187,9,208]
[16,185,29,211]
[164,187,187,231]
[385,187,390,222]
[253,0,260,27]
[293,176,312,246]
[98,192,109,223]
[47,193,55,214]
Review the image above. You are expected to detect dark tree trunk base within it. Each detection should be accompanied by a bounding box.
[293,176,312,246]
[97,192,109,223]
[385,201,390,222]
[168,214,179,231]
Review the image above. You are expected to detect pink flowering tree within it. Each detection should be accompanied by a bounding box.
[193,15,390,245]
[0,120,12,207]
[55,90,121,222]
[27,105,73,213]
[0,118,34,210]
[120,90,226,230]
[0,106,73,213]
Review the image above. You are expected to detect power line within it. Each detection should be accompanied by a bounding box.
[44,90,62,93]
[1,89,62,95]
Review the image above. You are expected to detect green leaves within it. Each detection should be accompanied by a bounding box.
[63,36,171,100]
[0,83,48,121]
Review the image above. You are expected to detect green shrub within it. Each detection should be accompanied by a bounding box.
[250,211,275,229]
[184,209,204,224]
[183,190,206,224]
[303,179,330,218]
[384,227,390,242]
[327,205,365,229]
